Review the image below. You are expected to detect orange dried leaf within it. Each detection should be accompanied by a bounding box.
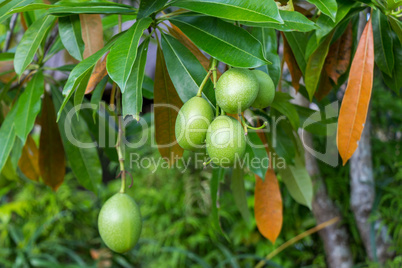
[283,35,302,91]
[85,52,108,94]
[18,135,40,182]
[154,45,184,165]
[337,18,374,165]
[324,23,353,85]
[255,169,283,244]
[39,93,66,191]
[0,61,16,84]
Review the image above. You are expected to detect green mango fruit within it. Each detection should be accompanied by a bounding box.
[175,96,214,151]
[98,193,142,253]
[216,68,259,114]
[251,70,275,109]
[206,115,246,167]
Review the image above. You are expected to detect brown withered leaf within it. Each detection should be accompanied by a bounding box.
[154,45,184,165]
[255,169,283,244]
[18,135,40,182]
[0,61,16,83]
[80,14,104,59]
[39,92,66,191]
[283,35,302,91]
[85,52,108,94]
[337,18,374,165]
[324,23,353,85]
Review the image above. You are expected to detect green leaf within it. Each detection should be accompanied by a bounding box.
[283,32,308,74]
[170,16,269,68]
[305,32,334,100]
[14,15,56,76]
[0,107,17,172]
[106,17,152,93]
[241,10,316,32]
[266,116,295,164]
[388,16,402,45]
[142,75,154,99]
[382,34,402,94]
[231,166,251,225]
[73,68,93,116]
[173,0,283,23]
[0,0,34,24]
[245,131,268,179]
[102,14,136,30]
[295,105,337,136]
[48,1,136,15]
[14,71,44,142]
[279,156,313,209]
[137,0,169,19]
[58,15,85,61]
[315,2,357,42]
[373,9,394,77]
[58,32,122,120]
[122,38,150,120]
[211,167,227,238]
[90,75,108,121]
[306,0,337,21]
[0,53,14,61]
[52,86,102,194]
[161,33,215,105]
[6,3,51,14]
[250,27,280,87]
[387,0,402,10]
[270,92,300,131]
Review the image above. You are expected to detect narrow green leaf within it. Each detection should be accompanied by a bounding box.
[0,0,34,24]
[315,2,357,42]
[52,86,102,193]
[382,34,402,94]
[0,107,17,172]
[211,167,228,238]
[283,32,308,74]
[231,166,251,225]
[270,92,300,131]
[6,3,50,14]
[102,14,136,30]
[170,16,269,68]
[388,16,402,45]
[0,53,14,61]
[250,27,280,87]
[161,33,215,105]
[245,131,268,179]
[58,33,122,120]
[15,71,44,142]
[122,38,150,120]
[137,0,169,19]
[373,9,394,76]
[142,75,154,99]
[241,10,316,32]
[14,15,56,76]
[106,17,152,92]
[48,1,136,15]
[173,0,283,23]
[73,68,93,116]
[306,0,337,21]
[59,15,85,61]
[279,156,313,209]
[305,32,334,100]
[90,75,108,121]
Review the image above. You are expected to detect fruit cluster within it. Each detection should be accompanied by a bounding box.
[176,68,275,167]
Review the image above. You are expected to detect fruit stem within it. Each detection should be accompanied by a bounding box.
[196,58,217,97]
[203,159,212,167]
[241,115,267,135]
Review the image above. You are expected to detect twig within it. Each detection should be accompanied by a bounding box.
[3,13,18,52]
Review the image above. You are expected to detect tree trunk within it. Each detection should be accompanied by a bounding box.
[350,111,394,263]
[295,94,353,268]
